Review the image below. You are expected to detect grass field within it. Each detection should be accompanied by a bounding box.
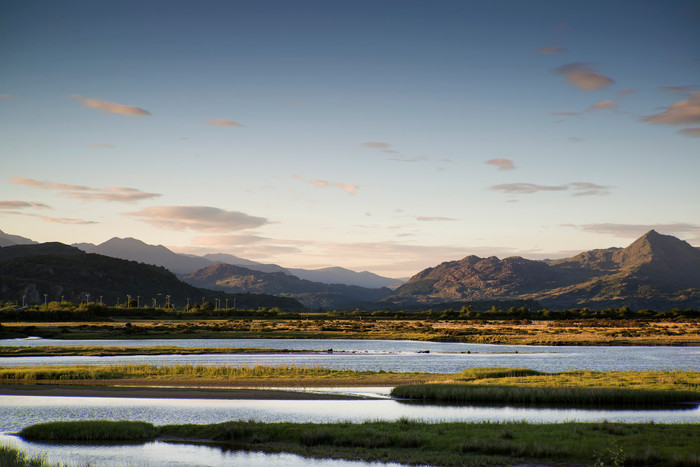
[2,318,699,345]
[17,419,700,466]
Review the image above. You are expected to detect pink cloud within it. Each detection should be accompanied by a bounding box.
[642,92,700,125]
[10,177,160,202]
[485,158,516,170]
[71,95,151,116]
[206,119,243,127]
[551,63,615,91]
[679,127,700,137]
[538,47,567,54]
[125,206,267,232]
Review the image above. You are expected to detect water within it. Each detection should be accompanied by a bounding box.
[1,337,698,466]
[2,338,698,372]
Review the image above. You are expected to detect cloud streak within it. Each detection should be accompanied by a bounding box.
[126,206,268,232]
[491,182,610,196]
[293,175,359,195]
[642,92,700,125]
[679,127,700,137]
[10,177,161,202]
[566,222,700,241]
[485,158,516,170]
[538,47,567,54]
[0,200,51,209]
[206,119,243,127]
[71,95,151,116]
[551,63,615,91]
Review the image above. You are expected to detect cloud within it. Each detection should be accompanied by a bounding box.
[642,92,700,125]
[566,222,700,242]
[485,158,516,171]
[188,234,304,256]
[125,206,268,232]
[388,155,429,163]
[87,144,116,148]
[538,47,567,54]
[658,85,700,92]
[362,142,391,149]
[549,111,581,117]
[491,183,567,194]
[206,119,243,127]
[416,216,457,222]
[293,175,359,195]
[0,94,16,98]
[39,216,98,225]
[617,89,635,98]
[568,136,583,142]
[491,182,610,196]
[679,127,700,137]
[11,177,160,202]
[71,95,151,116]
[589,100,615,110]
[0,200,51,209]
[551,63,615,91]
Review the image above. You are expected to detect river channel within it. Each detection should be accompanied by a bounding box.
[0,338,698,466]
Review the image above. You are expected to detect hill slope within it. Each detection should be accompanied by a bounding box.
[388,231,700,310]
[0,243,303,310]
[183,263,392,308]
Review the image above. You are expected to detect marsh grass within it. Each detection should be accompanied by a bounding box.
[18,420,700,467]
[460,367,541,380]
[19,420,156,442]
[390,384,700,407]
[0,345,302,357]
[0,444,71,467]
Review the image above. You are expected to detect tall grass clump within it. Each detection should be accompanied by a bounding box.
[19,421,156,442]
[0,445,62,467]
[391,384,700,408]
[460,367,541,380]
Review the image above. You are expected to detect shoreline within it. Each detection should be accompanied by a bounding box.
[0,383,371,400]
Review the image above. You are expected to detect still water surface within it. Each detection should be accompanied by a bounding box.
[1,338,698,466]
[2,338,698,372]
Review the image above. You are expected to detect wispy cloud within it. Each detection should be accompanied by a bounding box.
[565,222,700,242]
[126,206,268,232]
[206,119,243,127]
[679,127,700,137]
[87,144,116,148]
[10,177,160,202]
[0,94,16,99]
[588,100,616,110]
[538,47,567,54]
[549,111,582,117]
[71,95,151,116]
[491,182,610,196]
[388,155,429,163]
[362,142,392,149]
[551,63,615,91]
[0,200,51,209]
[293,175,359,195]
[642,92,700,125]
[485,158,516,171]
[39,216,98,225]
[416,216,457,222]
[658,85,700,93]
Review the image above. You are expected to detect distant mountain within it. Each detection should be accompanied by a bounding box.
[74,237,214,274]
[387,231,700,310]
[183,263,393,309]
[0,242,303,310]
[288,266,403,289]
[0,229,37,248]
[73,236,401,288]
[202,253,290,274]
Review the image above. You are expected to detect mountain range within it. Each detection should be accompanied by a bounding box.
[72,237,402,288]
[2,229,699,310]
[388,230,700,310]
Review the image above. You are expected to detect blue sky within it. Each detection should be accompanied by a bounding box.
[1,0,699,277]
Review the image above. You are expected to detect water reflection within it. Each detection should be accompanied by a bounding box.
[0,433,406,467]
[1,395,698,435]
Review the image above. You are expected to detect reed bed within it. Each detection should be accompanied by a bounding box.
[0,363,383,382]
[390,384,700,407]
[17,420,700,466]
[460,367,541,380]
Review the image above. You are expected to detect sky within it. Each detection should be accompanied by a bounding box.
[1,0,699,278]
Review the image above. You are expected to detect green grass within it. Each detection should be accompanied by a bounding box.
[460,367,542,379]
[0,444,68,467]
[17,420,700,466]
[390,384,700,407]
[0,363,385,381]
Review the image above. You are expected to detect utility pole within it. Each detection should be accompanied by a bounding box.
[137,296,140,308]
[127,295,131,309]
[43,294,48,309]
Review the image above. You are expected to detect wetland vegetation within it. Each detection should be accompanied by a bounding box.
[16,419,700,466]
